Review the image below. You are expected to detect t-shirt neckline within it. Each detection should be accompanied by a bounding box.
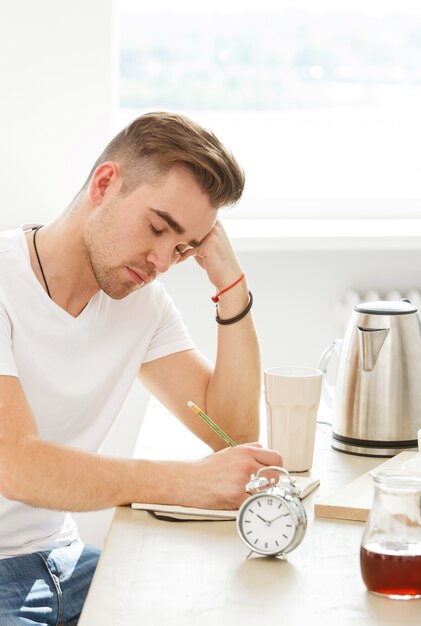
[19,223,100,323]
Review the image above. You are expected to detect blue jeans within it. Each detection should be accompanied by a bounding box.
[0,541,100,625]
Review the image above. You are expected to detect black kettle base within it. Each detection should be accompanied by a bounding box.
[332,433,418,457]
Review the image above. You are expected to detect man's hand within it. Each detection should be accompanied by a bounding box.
[173,444,283,510]
[179,220,243,291]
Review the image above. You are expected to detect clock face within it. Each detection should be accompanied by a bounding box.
[238,493,296,555]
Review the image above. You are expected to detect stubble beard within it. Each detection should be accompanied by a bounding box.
[83,201,159,299]
[83,208,135,300]
[84,245,133,300]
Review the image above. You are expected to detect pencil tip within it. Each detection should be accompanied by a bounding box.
[187,400,193,408]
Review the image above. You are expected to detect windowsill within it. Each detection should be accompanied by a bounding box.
[222,219,421,251]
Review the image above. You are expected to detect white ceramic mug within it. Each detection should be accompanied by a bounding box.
[264,366,323,472]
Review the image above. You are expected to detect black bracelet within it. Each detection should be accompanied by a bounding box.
[215,290,253,325]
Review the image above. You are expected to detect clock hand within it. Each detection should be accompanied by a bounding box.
[268,513,290,523]
[256,514,271,526]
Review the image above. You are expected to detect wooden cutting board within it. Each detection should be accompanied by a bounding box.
[314,451,418,522]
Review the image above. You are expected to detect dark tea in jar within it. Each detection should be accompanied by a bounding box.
[360,470,421,600]
[360,542,421,598]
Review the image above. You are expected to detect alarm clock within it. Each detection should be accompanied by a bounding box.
[236,466,307,558]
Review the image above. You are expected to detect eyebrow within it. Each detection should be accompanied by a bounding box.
[151,209,201,248]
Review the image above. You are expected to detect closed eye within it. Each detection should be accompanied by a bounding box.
[149,220,194,255]
[150,224,164,236]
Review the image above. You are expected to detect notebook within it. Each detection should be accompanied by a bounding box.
[132,474,320,521]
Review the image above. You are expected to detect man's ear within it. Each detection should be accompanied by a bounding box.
[89,162,121,204]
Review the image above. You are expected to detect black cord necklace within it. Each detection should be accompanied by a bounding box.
[32,225,52,299]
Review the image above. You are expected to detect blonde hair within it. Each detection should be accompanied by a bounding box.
[89,111,245,209]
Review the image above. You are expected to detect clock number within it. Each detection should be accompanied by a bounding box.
[267,498,273,506]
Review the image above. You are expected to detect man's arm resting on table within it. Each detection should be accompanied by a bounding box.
[0,376,281,512]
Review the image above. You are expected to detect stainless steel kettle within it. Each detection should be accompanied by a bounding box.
[319,300,421,456]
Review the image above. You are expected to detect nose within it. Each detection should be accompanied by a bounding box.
[146,245,176,274]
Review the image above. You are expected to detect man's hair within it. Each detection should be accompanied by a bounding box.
[88,111,245,209]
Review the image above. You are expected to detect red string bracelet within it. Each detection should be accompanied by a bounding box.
[211,274,245,303]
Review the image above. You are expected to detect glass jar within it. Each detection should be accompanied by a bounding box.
[360,469,421,600]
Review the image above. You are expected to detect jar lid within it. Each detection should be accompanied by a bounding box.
[355,300,417,315]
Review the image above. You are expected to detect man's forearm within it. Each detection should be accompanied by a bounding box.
[0,437,177,511]
[0,436,283,513]
[205,279,261,446]
[179,221,261,448]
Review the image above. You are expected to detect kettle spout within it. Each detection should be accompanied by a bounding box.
[357,327,390,372]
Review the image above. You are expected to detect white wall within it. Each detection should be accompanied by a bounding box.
[159,246,421,373]
[0,0,115,228]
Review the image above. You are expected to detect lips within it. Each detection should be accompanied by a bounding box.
[127,267,155,285]
[127,267,146,286]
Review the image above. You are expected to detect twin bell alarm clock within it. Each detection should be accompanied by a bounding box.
[236,466,307,558]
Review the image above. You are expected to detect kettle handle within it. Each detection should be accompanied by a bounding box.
[317,339,343,408]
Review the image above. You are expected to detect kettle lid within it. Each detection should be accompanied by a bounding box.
[354,300,417,315]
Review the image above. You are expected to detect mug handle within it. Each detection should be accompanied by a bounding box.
[317,339,343,408]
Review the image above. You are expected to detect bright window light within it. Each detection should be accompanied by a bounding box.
[117,1,421,218]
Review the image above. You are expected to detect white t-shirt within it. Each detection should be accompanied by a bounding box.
[0,225,195,557]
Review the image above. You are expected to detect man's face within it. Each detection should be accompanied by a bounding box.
[83,165,218,299]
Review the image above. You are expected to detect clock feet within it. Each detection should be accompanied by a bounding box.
[245,550,288,561]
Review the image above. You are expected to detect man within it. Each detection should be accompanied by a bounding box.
[0,112,281,624]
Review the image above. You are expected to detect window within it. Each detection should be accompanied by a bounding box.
[117,0,421,218]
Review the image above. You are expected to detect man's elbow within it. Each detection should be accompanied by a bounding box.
[0,443,29,503]
[234,419,260,445]
[0,469,20,502]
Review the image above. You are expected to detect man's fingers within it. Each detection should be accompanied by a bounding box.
[236,442,283,468]
[177,248,197,264]
[253,447,283,469]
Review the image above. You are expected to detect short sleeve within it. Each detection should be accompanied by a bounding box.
[142,285,195,363]
[0,300,19,377]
